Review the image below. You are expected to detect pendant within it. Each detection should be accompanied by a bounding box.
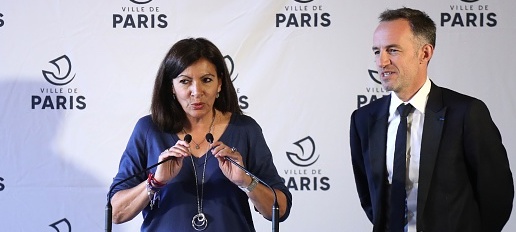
[195,144,200,149]
[192,213,208,231]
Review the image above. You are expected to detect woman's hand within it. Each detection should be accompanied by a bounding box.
[211,141,250,187]
[154,139,191,184]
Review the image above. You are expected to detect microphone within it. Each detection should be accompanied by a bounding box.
[184,134,193,144]
[205,133,280,232]
[105,134,192,232]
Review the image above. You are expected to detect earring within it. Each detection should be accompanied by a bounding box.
[173,94,176,100]
[216,92,220,98]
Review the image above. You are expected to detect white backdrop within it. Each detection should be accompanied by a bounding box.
[1,0,515,231]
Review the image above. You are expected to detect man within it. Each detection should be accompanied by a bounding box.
[350,7,513,232]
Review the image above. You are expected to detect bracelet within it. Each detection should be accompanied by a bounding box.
[146,173,165,210]
[147,173,166,188]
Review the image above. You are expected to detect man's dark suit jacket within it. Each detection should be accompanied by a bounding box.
[350,82,513,232]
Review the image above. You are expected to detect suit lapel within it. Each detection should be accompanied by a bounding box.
[368,96,390,227]
[417,82,447,223]
[369,99,390,188]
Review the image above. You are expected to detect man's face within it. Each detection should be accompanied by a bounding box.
[372,19,426,100]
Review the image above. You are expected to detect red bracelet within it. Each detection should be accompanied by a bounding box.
[147,173,166,188]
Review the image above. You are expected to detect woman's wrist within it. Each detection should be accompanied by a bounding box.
[146,173,166,209]
[238,175,258,193]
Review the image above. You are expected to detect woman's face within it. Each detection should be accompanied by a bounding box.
[172,58,222,119]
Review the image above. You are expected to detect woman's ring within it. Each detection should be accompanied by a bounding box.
[231,147,237,153]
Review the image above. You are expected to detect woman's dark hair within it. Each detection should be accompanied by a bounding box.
[379,7,436,48]
[150,37,242,133]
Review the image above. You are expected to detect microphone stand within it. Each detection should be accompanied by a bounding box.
[105,135,192,232]
[206,133,279,232]
[222,156,280,232]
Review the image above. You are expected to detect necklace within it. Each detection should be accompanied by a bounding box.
[187,110,216,231]
[191,151,209,231]
[183,111,216,149]
[191,139,205,149]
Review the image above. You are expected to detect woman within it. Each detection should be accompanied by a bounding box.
[109,37,292,231]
